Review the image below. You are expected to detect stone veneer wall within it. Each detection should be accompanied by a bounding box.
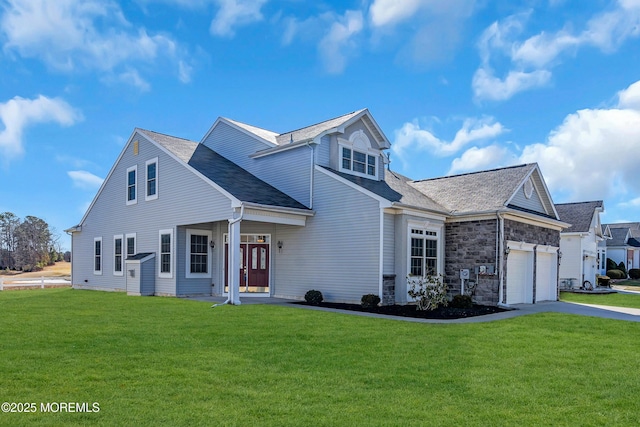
[445,219,500,306]
[445,218,560,306]
[382,274,396,306]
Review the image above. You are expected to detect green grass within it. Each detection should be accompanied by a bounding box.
[1,289,640,426]
[560,291,640,309]
[616,279,640,287]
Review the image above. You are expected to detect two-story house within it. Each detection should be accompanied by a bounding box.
[67,109,567,306]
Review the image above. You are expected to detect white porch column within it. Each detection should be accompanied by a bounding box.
[227,215,242,305]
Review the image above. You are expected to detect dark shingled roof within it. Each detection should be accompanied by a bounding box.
[320,167,447,213]
[140,129,309,210]
[555,201,603,233]
[409,164,537,213]
[126,252,154,261]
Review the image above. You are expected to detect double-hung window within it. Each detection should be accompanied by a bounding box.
[186,229,212,278]
[126,165,137,205]
[94,237,103,275]
[113,235,123,276]
[409,228,439,277]
[159,229,173,278]
[146,158,158,201]
[126,233,136,259]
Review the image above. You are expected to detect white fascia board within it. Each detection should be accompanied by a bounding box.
[250,138,316,159]
[503,210,569,231]
[201,117,277,149]
[315,166,392,208]
[241,202,315,217]
[386,204,448,222]
[77,130,138,226]
[339,109,391,149]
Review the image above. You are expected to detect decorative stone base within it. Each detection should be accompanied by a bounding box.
[382,274,396,306]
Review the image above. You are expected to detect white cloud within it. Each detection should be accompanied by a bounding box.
[0,95,82,162]
[472,68,551,101]
[520,105,640,201]
[391,116,505,164]
[617,80,640,109]
[209,0,267,37]
[448,144,517,175]
[369,0,425,27]
[474,2,640,101]
[0,0,190,88]
[67,170,104,190]
[318,10,363,74]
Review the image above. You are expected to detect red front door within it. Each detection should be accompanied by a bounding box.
[225,243,269,293]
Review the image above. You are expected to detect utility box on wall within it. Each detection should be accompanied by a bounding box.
[125,253,156,296]
[460,269,470,279]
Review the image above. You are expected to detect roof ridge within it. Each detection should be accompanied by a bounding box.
[223,118,278,134]
[412,163,534,183]
[279,108,366,136]
[555,200,603,206]
[138,128,197,143]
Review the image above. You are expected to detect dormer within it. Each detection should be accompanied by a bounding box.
[338,129,382,180]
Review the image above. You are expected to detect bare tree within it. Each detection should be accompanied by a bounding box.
[14,216,52,271]
[0,212,19,269]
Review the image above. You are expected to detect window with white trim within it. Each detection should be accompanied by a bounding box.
[146,158,158,201]
[126,165,137,205]
[341,147,377,177]
[338,130,379,179]
[186,229,212,278]
[409,228,439,277]
[94,237,103,275]
[126,233,136,259]
[159,229,173,278]
[113,235,123,276]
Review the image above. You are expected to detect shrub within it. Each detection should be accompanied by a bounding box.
[630,269,640,280]
[407,275,448,311]
[618,262,628,276]
[606,269,626,280]
[304,290,323,305]
[606,258,618,272]
[450,294,473,309]
[597,275,610,287]
[360,294,381,308]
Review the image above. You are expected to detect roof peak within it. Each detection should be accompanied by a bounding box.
[278,108,366,137]
[413,163,535,183]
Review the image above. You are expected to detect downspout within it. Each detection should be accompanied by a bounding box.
[497,212,505,306]
[212,203,245,308]
[305,141,315,209]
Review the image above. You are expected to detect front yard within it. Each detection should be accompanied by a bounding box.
[1,288,639,426]
[561,289,640,309]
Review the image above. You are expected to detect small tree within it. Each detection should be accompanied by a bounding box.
[407,275,448,311]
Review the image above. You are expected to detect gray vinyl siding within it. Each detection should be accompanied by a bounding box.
[510,185,545,213]
[203,121,310,206]
[72,131,234,294]
[202,121,268,171]
[383,213,395,274]
[316,134,331,167]
[273,171,381,303]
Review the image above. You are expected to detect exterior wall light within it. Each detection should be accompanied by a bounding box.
[209,240,215,249]
[277,241,283,250]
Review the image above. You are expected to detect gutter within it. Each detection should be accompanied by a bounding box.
[497,212,506,306]
[305,140,315,209]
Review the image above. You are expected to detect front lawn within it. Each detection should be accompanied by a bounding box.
[560,291,640,309]
[1,289,639,426]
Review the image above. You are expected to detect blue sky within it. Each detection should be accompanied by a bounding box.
[2,0,640,251]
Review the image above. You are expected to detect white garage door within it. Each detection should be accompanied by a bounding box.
[536,252,557,302]
[507,250,533,304]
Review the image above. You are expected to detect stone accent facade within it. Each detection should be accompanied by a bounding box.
[382,274,396,306]
[445,218,560,306]
[445,219,500,306]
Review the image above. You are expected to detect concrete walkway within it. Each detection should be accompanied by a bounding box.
[187,295,640,323]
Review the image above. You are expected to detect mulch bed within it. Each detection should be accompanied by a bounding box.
[294,301,508,319]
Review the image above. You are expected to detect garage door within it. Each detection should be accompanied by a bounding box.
[506,250,533,304]
[536,252,557,302]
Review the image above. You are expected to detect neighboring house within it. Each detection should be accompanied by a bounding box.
[555,201,609,288]
[67,109,567,306]
[602,223,640,272]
